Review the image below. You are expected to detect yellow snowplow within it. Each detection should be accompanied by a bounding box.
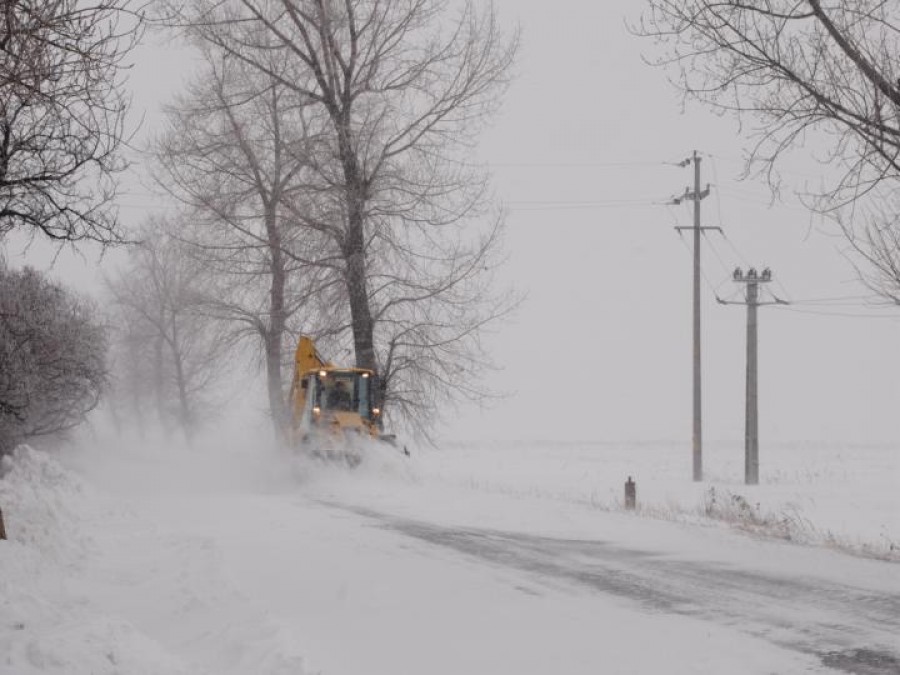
[288,336,398,454]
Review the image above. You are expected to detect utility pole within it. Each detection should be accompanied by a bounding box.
[673,151,714,482]
[720,267,786,485]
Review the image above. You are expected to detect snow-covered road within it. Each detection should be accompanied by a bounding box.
[113,486,900,675]
[4,441,899,674]
[331,502,900,674]
[112,491,840,674]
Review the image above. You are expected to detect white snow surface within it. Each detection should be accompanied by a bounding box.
[0,435,897,674]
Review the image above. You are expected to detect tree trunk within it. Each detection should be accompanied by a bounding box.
[344,220,376,372]
[169,319,193,443]
[130,363,145,438]
[264,202,288,440]
[125,332,145,437]
[264,328,286,440]
[153,334,166,430]
[335,115,378,389]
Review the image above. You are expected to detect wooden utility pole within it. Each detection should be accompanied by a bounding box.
[721,267,785,485]
[673,151,714,482]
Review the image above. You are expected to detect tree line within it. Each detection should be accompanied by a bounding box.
[1,0,519,452]
[1,0,139,455]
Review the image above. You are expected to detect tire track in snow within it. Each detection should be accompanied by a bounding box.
[327,502,900,675]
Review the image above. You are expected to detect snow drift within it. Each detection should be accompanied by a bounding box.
[0,445,311,675]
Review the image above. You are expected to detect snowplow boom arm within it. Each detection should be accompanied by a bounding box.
[294,335,330,374]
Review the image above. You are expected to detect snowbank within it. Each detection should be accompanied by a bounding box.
[0,446,192,675]
[0,446,97,562]
[1,442,316,675]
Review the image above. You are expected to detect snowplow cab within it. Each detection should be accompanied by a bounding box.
[289,337,383,446]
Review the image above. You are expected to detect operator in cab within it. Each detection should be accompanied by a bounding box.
[327,379,353,411]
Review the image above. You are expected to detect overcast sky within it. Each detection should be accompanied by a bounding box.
[6,0,899,446]
[450,0,900,445]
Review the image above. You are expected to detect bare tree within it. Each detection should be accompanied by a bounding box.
[0,265,107,455]
[154,50,337,437]
[0,0,143,244]
[105,308,156,437]
[169,0,519,429]
[106,222,236,441]
[834,201,900,306]
[637,2,900,200]
[636,0,900,305]
[350,178,517,435]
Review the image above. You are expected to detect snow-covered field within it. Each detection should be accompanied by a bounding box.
[405,439,900,559]
[0,433,897,674]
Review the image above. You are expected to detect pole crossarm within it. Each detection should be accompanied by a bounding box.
[674,225,722,233]
[717,297,788,307]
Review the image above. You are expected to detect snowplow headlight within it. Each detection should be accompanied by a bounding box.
[361,372,369,378]
[319,370,327,378]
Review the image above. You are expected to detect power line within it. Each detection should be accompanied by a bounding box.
[788,294,885,306]
[712,185,811,212]
[505,200,668,212]
[507,198,666,204]
[700,151,827,180]
[705,157,788,307]
[669,206,728,301]
[703,230,739,280]
[716,223,798,302]
[770,305,900,319]
[710,155,728,233]
[673,227,726,299]
[506,197,666,206]
[489,159,686,169]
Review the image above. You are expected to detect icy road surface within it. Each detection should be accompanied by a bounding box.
[333,502,900,675]
[42,441,900,675]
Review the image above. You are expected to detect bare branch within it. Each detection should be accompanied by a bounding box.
[0,0,144,245]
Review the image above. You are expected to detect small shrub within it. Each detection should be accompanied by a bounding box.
[0,266,107,454]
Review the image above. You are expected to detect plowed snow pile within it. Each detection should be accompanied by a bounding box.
[0,445,311,675]
[0,447,191,675]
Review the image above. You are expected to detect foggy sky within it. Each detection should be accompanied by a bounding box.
[6,0,899,446]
